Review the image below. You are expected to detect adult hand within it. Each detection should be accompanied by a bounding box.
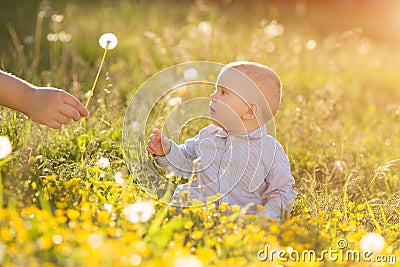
[26,87,89,129]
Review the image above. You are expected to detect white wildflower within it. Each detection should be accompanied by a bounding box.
[174,255,203,267]
[87,233,103,248]
[359,232,385,253]
[114,171,124,185]
[96,157,110,168]
[99,33,118,50]
[183,67,198,81]
[0,136,12,159]
[123,200,155,223]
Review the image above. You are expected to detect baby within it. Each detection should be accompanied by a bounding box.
[147,61,296,220]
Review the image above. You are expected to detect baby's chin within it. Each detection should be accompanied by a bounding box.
[210,118,224,130]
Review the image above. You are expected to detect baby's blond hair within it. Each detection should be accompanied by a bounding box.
[225,61,282,123]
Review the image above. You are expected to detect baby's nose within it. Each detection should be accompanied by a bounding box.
[209,91,217,100]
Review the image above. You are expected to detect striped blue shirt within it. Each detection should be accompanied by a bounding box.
[155,124,296,219]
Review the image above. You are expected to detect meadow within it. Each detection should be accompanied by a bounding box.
[0,0,399,266]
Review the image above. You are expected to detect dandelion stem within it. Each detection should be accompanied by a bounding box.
[85,47,108,109]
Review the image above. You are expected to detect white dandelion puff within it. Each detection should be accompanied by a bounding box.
[264,20,284,38]
[183,67,198,81]
[104,203,113,213]
[96,157,110,168]
[87,233,103,248]
[84,32,118,111]
[174,255,203,267]
[168,97,182,107]
[114,171,124,185]
[0,136,12,159]
[99,33,118,50]
[198,21,212,36]
[359,232,385,253]
[123,200,155,223]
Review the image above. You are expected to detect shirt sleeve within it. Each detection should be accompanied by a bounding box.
[154,134,200,179]
[260,143,296,220]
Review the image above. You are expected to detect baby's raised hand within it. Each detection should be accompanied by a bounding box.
[26,87,89,129]
[146,128,171,156]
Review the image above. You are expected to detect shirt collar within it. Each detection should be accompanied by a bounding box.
[215,125,266,140]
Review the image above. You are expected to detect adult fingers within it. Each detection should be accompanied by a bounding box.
[62,92,90,117]
[54,112,71,125]
[60,103,81,121]
[47,120,62,129]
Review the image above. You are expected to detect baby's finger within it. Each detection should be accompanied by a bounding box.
[150,133,161,143]
[152,128,161,135]
[146,145,154,154]
[147,143,157,154]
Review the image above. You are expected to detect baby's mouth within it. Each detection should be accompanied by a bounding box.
[209,105,216,113]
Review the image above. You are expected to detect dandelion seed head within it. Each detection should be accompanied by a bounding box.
[123,200,155,223]
[0,241,5,265]
[130,254,142,266]
[174,255,203,267]
[47,33,59,42]
[96,157,110,168]
[99,33,118,50]
[114,171,124,185]
[183,67,198,81]
[0,136,12,159]
[198,21,212,36]
[168,97,182,107]
[306,39,317,50]
[58,31,72,42]
[359,232,385,253]
[263,20,284,38]
[87,233,103,248]
[104,203,113,213]
[52,235,63,245]
[51,14,64,23]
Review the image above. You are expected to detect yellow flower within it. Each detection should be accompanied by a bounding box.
[67,209,80,221]
[269,224,280,234]
[231,205,241,212]
[191,230,203,240]
[37,236,53,250]
[225,235,236,247]
[219,202,229,212]
[0,228,13,242]
[184,221,194,229]
[357,204,365,211]
[97,210,110,223]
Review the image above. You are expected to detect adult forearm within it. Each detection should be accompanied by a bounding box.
[0,70,34,115]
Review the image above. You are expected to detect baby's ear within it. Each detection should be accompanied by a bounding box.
[242,102,258,120]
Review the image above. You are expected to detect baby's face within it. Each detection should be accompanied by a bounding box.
[209,85,249,132]
[209,67,263,133]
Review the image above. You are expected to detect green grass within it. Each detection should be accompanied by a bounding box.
[0,1,399,266]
